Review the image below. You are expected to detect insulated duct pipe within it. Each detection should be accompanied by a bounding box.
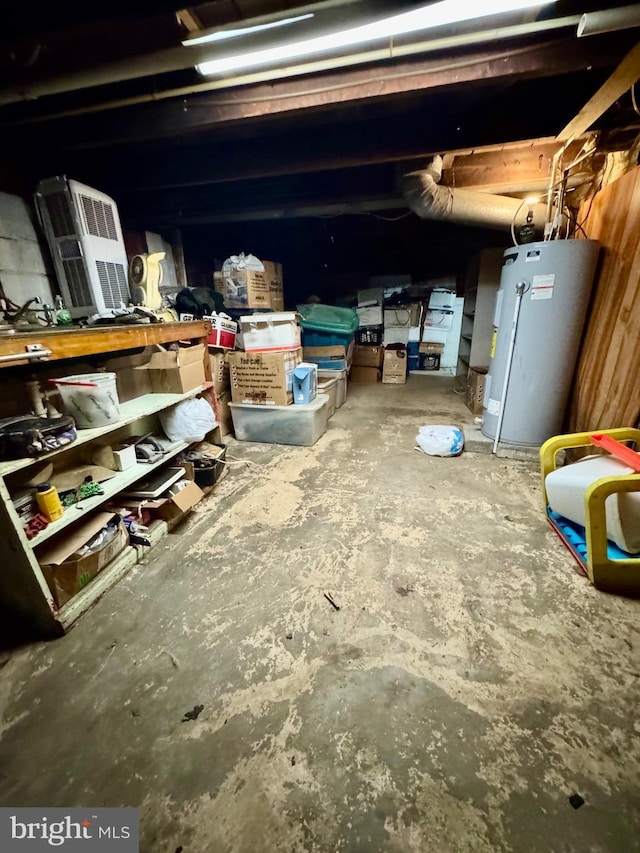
[401,156,548,232]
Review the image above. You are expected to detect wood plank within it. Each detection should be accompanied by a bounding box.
[0,320,210,362]
[559,40,640,141]
[569,166,640,431]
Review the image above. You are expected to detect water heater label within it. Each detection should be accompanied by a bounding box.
[531,273,555,300]
[487,398,501,416]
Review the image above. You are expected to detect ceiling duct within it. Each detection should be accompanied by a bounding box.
[400,155,548,231]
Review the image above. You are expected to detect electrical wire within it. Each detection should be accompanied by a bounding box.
[313,210,412,221]
[510,199,527,247]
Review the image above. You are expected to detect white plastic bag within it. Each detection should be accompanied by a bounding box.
[222,253,264,276]
[415,425,464,457]
[160,397,217,443]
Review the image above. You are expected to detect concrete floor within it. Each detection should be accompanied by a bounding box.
[0,377,639,852]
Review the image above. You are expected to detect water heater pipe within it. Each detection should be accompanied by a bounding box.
[492,281,526,454]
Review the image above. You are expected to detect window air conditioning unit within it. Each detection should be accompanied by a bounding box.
[35,176,130,318]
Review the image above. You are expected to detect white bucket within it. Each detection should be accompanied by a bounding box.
[53,373,121,428]
[546,455,640,553]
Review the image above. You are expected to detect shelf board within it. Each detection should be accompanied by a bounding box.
[459,355,470,365]
[463,311,476,318]
[0,384,211,478]
[29,441,189,548]
[461,334,473,342]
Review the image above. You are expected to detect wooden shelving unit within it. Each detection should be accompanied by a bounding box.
[0,321,213,637]
[458,250,502,376]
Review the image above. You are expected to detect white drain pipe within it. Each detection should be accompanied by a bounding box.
[492,281,526,454]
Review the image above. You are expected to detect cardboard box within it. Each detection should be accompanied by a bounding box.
[466,366,488,415]
[215,389,235,439]
[383,327,410,347]
[419,342,445,354]
[104,351,153,403]
[215,260,283,310]
[228,348,302,406]
[144,344,206,394]
[240,312,301,352]
[384,303,422,328]
[421,328,448,346]
[303,345,349,371]
[203,313,237,349]
[423,308,454,332]
[39,512,129,608]
[356,305,383,327]
[357,287,384,307]
[112,479,204,524]
[350,366,381,384]
[209,348,230,396]
[353,344,384,368]
[429,289,456,310]
[382,347,408,384]
[154,481,204,522]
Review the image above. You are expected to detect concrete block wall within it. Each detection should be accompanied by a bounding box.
[0,191,56,308]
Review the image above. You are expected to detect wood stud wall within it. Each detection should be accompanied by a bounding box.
[569,166,640,432]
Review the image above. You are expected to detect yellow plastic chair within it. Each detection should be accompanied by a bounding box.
[540,427,640,596]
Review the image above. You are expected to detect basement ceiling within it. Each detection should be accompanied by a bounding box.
[1,1,639,284]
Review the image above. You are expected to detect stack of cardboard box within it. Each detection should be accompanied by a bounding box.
[209,348,234,439]
[351,344,384,383]
[355,288,384,346]
[227,313,303,408]
[419,289,455,371]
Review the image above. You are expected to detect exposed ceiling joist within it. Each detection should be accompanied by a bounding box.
[52,35,626,151]
[176,8,203,32]
[558,39,640,140]
[144,195,407,225]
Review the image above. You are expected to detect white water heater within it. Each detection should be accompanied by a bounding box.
[482,239,600,447]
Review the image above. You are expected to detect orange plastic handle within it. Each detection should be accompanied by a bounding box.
[590,433,640,472]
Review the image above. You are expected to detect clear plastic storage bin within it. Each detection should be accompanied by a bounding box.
[229,394,330,446]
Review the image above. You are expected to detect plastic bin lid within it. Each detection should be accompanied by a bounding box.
[240,312,297,323]
[296,303,358,334]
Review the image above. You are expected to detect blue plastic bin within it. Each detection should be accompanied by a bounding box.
[298,303,358,349]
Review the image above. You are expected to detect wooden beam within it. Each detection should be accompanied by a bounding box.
[441,139,588,192]
[57,36,626,151]
[105,133,595,195]
[143,196,407,226]
[558,40,640,141]
[175,9,202,33]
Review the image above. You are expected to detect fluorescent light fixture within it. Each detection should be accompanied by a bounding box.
[196,0,557,76]
[183,13,315,47]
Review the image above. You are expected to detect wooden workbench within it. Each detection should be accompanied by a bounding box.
[0,321,211,366]
[0,319,213,638]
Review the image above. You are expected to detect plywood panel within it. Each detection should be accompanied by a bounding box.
[569,167,640,431]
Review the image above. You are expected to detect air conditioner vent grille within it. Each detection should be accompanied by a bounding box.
[81,195,118,240]
[62,258,92,307]
[44,194,75,238]
[58,239,82,260]
[96,260,129,309]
